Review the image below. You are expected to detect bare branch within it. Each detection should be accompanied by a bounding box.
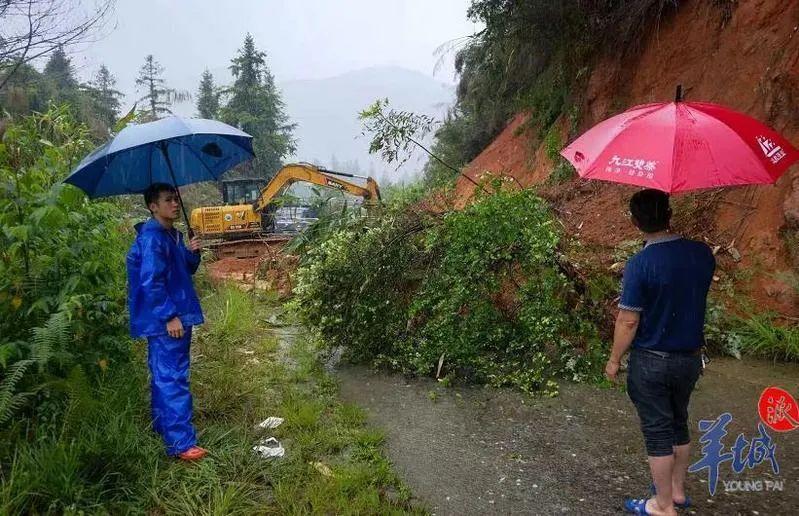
[0,0,34,91]
[0,0,115,89]
[359,98,480,187]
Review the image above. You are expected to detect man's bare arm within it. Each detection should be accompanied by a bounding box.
[605,309,641,381]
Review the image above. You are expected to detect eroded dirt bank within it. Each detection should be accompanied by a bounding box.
[454,0,799,317]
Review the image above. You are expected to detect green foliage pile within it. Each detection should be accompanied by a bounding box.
[293,183,606,394]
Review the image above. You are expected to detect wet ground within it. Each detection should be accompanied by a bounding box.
[335,357,799,515]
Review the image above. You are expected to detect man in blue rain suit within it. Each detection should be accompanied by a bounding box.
[127,183,207,461]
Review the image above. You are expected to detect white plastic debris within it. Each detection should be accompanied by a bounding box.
[253,437,285,458]
[257,416,284,430]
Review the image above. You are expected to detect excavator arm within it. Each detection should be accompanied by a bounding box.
[189,162,382,247]
[253,163,382,213]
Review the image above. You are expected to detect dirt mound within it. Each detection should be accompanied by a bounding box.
[206,257,262,282]
[454,0,799,317]
[206,252,298,299]
[256,253,299,299]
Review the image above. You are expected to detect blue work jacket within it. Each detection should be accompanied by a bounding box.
[127,218,204,338]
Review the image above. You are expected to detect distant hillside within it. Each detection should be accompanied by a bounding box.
[279,66,454,184]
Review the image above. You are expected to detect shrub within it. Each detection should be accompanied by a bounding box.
[293,185,606,394]
[705,299,799,362]
[291,207,426,363]
[0,106,132,427]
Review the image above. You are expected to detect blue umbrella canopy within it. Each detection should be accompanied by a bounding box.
[64,116,254,198]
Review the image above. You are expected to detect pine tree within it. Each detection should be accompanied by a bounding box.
[220,34,295,179]
[0,63,47,114]
[89,65,123,128]
[196,69,219,119]
[42,46,79,104]
[5,48,103,131]
[135,55,188,121]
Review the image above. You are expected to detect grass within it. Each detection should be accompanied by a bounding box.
[734,314,799,362]
[542,125,577,185]
[1,282,422,515]
[705,295,799,362]
[546,161,577,185]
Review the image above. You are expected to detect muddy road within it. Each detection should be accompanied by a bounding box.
[336,358,799,515]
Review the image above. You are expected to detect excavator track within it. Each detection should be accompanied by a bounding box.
[205,234,294,260]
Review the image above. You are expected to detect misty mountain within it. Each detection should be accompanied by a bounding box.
[279,66,455,184]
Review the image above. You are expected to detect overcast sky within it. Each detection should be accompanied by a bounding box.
[69,0,481,112]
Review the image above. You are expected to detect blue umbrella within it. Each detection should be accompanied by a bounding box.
[64,116,255,233]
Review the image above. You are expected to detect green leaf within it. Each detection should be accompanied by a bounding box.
[7,225,31,242]
[113,103,138,133]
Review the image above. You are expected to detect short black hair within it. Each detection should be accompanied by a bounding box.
[143,183,176,212]
[630,189,671,233]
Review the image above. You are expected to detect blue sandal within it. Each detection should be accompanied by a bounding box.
[650,484,692,509]
[623,498,651,514]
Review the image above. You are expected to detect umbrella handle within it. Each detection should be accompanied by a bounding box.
[159,142,195,239]
[675,84,683,102]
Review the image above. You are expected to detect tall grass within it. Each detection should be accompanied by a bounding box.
[705,299,799,362]
[1,283,420,514]
[0,363,163,514]
[735,315,799,362]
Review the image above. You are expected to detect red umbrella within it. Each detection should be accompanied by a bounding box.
[560,88,798,193]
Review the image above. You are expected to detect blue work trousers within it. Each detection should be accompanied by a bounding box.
[147,327,197,455]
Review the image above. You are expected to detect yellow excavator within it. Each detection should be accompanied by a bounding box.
[190,162,381,257]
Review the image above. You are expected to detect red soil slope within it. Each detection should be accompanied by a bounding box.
[454,0,799,317]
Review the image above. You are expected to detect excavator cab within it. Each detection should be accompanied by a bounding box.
[220,178,277,233]
[221,179,267,205]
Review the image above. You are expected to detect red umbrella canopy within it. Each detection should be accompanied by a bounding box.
[560,100,798,193]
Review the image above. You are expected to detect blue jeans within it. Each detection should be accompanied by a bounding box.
[627,348,702,457]
[147,327,197,456]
